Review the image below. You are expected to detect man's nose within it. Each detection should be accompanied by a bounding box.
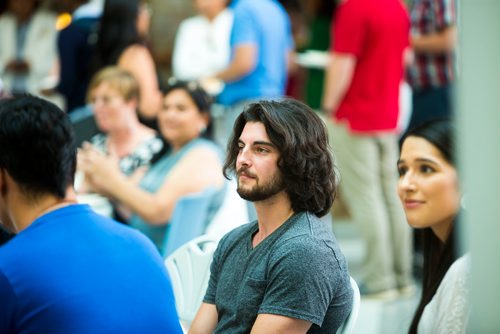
[236,147,252,168]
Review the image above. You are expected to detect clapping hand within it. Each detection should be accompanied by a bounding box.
[77,142,124,198]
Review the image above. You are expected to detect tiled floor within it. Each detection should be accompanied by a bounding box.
[332,220,420,334]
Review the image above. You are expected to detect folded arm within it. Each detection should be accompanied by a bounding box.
[215,44,256,82]
[411,25,457,54]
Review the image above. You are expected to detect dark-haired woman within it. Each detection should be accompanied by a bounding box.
[91,0,161,122]
[79,80,225,253]
[397,119,470,333]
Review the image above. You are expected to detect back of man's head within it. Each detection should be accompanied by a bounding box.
[0,96,76,200]
[223,98,337,217]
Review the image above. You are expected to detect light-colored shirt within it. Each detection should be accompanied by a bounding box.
[418,254,471,334]
[172,9,233,81]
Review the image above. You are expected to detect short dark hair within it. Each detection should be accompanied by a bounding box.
[223,98,337,217]
[163,78,214,140]
[0,96,76,200]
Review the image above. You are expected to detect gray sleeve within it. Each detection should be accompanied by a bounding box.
[258,238,339,326]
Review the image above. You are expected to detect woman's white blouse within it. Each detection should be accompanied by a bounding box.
[418,254,471,334]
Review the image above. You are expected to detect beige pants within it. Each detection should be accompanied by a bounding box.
[331,121,413,291]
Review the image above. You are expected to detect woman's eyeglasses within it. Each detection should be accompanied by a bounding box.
[90,95,122,106]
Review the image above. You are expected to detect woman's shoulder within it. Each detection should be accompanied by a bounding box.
[419,254,471,333]
[184,138,222,156]
[437,254,471,300]
[120,44,152,62]
[447,254,471,282]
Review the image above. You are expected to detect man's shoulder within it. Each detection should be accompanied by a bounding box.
[271,212,342,258]
[233,0,279,16]
[179,15,208,29]
[280,212,331,241]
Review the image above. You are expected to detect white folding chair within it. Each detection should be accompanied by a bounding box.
[337,276,361,334]
[165,235,218,331]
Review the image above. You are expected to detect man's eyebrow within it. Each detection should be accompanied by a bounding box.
[252,141,275,148]
[238,139,276,148]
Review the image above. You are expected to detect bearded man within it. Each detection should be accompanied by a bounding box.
[189,98,353,334]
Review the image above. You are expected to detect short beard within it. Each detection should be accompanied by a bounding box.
[237,170,285,202]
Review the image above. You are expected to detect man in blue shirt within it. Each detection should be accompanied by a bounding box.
[0,96,182,333]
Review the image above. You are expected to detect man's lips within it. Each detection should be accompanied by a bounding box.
[237,170,256,179]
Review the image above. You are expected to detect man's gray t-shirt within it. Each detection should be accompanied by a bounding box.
[204,211,353,333]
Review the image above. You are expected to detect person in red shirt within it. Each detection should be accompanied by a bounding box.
[322,0,413,298]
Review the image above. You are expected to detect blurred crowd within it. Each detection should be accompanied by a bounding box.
[1,0,465,332]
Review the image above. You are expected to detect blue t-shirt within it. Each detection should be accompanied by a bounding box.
[0,204,182,334]
[218,0,293,106]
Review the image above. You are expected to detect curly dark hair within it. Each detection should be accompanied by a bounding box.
[223,98,337,217]
[0,95,76,200]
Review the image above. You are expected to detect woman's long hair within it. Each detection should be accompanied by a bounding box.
[401,120,462,334]
[90,0,142,75]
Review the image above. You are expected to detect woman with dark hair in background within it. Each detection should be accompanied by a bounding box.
[79,80,225,253]
[91,0,161,124]
[397,119,470,333]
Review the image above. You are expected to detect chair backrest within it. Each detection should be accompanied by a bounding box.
[165,235,218,328]
[337,276,361,334]
[69,105,99,147]
[205,179,249,240]
[163,187,217,257]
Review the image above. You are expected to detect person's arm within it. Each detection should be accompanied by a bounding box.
[25,11,58,82]
[118,44,162,120]
[411,25,457,54]
[215,43,256,82]
[321,52,356,114]
[188,303,219,334]
[79,144,223,224]
[172,20,196,80]
[251,314,311,334]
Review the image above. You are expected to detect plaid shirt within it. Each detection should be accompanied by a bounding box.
[406,0,456,88]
